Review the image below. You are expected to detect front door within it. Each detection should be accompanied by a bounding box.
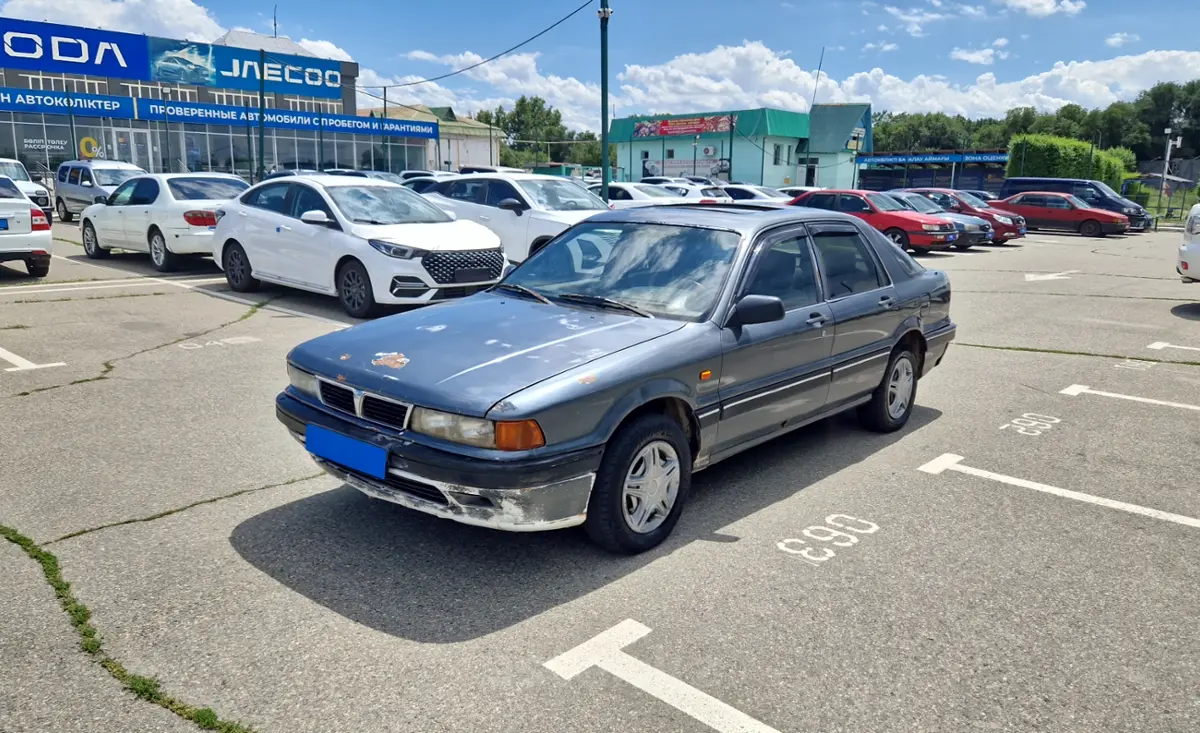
[716,225,835,454]
[481,179,532,258]
[283,183,338,288]
[810,222,907,407]
[94,179,137,243]
[120,178,162,250]
[237,182,295,280]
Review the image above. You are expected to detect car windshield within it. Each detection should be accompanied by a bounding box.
[95,168,144,186]
[1065,194,1091,208]
[866,193,906,211]
[1092,181,1121,198]
[517,179,608,211]
[956,190,989,208]
[898,193,943,213]
[0,161,30,181]
[326,184,451,224]
[633,184,676,198]
[504,222,741,321]
[753,186,786,198]
[167,177,249,201]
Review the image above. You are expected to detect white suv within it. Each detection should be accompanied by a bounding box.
[212,176,504,318]
[426,173,610,262]
[1181,203,1200,283]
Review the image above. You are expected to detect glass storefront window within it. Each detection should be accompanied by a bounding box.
[334,133,353,169]
[406,143,426,172]
[182,130,210,172]
[210,131,233,174]
[15,119,50,178]
[274,133,298,172]
[296,134,317,170]
[231,132,251,179]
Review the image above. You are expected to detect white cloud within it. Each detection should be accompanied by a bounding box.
[877,23,890,31]
[1105,32,1139,48]
[863,42,900,52]
[957,3,987,16]
[297,39,354,62]
[992,37,1009,47]
[950,47,1006,64]
[996,0,1086,17]
[883,5,949,35]
[0,0,224,40]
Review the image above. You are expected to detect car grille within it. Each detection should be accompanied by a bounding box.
[433,283,491,300]
[421,249,505,284]
[318,381,411,432]
[319,381,355,413]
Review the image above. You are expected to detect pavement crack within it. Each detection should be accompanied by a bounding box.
[958,342,1200,367]
[0,524,258,732]
[10,298,278,399]
[47,472,325,545]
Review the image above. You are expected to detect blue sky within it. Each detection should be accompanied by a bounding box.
[3,0,1198,130]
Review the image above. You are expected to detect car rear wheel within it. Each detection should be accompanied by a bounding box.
[859,346,919,433]
[82,221,109,259]
[585,414,692,554]
[56,198,73,223]
[884,228,910,250]
[148,228,180,272]
[1079,219,1103,237]
[336,259,379,318]
[223,242,259,293]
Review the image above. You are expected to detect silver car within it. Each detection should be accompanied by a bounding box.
[55,160,146,222]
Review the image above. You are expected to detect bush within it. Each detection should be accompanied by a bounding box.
[1108,146,1136,172]
[1006,134,1126,189]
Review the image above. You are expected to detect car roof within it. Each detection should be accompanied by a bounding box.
[584,202,859,234]
[287,175,399,188]
[145,172,244,180]
[447,172,575,182]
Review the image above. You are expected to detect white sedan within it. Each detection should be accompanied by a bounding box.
[1181,203,1199,283]
[586,181,686,209]
[720,184,792,201]
[655,182,732,202]
[212,176,504,318]
[0,175,52,277]
[80,173,249,271]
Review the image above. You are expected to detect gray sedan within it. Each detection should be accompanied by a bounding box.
[278,203,956,553]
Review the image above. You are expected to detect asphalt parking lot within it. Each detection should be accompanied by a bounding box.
[2,223,1197,732]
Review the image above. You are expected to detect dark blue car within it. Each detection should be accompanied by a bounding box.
[277,203,956,553]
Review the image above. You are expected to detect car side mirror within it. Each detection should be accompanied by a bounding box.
[95,196,108,204]
[82,180,93,188]
[300,210,333,226]
[497,198,527,215]
[728,294,785,328]
[31,172,42,182]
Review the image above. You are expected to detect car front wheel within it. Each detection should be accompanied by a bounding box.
[884,228,910,250]
[82,221,108,259]
[336,259,378,318]
[585,414,692,554]
[223,242,259,292]
[859,346,919,433]
[1079,219,1103,237]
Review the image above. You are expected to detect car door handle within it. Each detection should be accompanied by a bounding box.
[237,211,248,217]
[879,296,895,308]
[478,215,490,221]
[277,225,291,232]
[806,313,827,326]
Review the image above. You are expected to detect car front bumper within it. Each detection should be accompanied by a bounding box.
[910,231,956,250]
[1101,221,1128,234]
[958,231,989,247]
[1180,243,1199,283]
[276,392,601,531]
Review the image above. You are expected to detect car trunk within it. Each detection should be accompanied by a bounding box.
[0,199,34,236]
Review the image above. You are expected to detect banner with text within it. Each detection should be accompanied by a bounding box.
[134,98,438,138]
[633,114,737,138]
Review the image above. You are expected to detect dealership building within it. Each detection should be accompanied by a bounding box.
[0,17,502,187]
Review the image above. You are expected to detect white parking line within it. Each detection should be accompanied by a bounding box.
[0,345,65,372]
[0,278,226,296]
[919,454,1200,529]
[1147,341,1200,353]
[1060,384,1200,412]
[545,620,782,733]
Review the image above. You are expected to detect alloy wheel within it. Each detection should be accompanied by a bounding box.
[621,440,680,534]
[83,225,97,255]
[150,234,166,267]
[227,248,246,285]
[341,269,367,312]
[887,356,915,420]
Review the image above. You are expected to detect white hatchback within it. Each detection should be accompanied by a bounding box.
[586,181,686,209]
[1181,203,1200,283]
[212,176,504,318]
[80,173,249,271]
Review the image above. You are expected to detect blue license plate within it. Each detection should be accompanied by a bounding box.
[986,231,994,239]
[1019,227,1027,234]
[947,233,957,241]
[306,425,387,479]
[0,219,8,230]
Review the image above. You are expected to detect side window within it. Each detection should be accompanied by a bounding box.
[1020,194,1045,207]
[811,227,886,298]
[79,168,93,185]
[1045,196,1070,209]
[801,193,836,210]
[608,186,631,201]
[725,187,753,200]
[129,178,160,205]
[929,192,955,208]
[448,180,486,203]
[245,183,292,214]
[108,180,138,206]
[1074,184,1101,202]
[743,232,821,310]
[484,180,521,207]
[57,166,68,183]
[291,184,332,219]
[837,194,870,213]
[68,167,81,185]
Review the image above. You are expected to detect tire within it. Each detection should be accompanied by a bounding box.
[528,238,552,258]
[884,228,910,250]
[955,243,972,250]
[1079,219,1102,238]
[81,221,109,259]
[585,414,692,554]
[56,198,73,223]
[25,259,49,277]
[336,259,379,318]
[858,346,919,433]
[148,228,179,272]
[222,242,259,293]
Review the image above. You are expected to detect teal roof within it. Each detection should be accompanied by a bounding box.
[808,103,871,153]
[610,108,810,141]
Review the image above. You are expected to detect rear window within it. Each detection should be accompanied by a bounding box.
[167,177,249,201]
[0,178,24,198]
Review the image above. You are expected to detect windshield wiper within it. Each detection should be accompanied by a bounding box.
[491,282,551,304]
[355,218,392,225]
[555,292,653,318]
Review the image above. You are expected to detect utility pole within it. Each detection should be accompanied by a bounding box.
[693,134,698,175]
[598,0,613,201]
[257,49,266,179]
[162,89,172,173]
[383,87,390,172]
[1158,125,1183,215]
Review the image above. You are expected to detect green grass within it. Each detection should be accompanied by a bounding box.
[0,524,256,732]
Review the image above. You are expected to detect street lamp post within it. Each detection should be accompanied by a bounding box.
[598,0,613,202]
[693,134,699,175]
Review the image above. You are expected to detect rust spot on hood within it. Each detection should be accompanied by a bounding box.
[372,352,410,369]
[340,354,351,361]
[336,374,347,382]
[577,374,597,384]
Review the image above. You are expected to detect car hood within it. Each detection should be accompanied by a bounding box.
[891,210,952,226]
[345,219,501,252]
[288,293,687,417]
[13,180,46,196]
[938,212,989,228]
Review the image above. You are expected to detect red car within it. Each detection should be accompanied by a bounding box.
[902,188,1027,244]
[790,189,959,252]
[998,192,1128,237]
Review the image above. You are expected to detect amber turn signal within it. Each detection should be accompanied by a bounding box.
[495,420,546,451]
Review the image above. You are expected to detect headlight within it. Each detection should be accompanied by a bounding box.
[995,215,1013,225]
[287,363,320,399]
[410,407,545,451]
[369,240,429,259]
[922,224,942,231]
[35,189,47,197]
[1124,207,1138,214]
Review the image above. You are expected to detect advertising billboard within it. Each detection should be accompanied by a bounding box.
[0,17,343,99]
[134,98,438,138]
[633,114,737,138]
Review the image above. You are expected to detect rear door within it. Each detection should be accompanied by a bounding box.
[810,222,905,407]
[716,224,835,452]
[797,192,837,211]
[120,178,162,250]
